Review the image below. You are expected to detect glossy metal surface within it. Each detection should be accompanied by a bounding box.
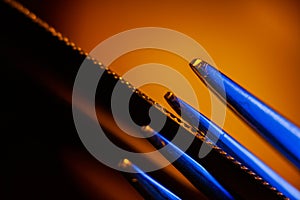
[190,59,300,170]
[165,92,300,200]
[119,159,180,200]
[142,126,234,200]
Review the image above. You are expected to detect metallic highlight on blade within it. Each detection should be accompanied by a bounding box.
[189,58,300,170]
[141,126,234,200]
[164,92,300,200]
[119,158,181,200]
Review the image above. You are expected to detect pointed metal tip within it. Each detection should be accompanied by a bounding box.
[164,92,179,106]
[164,91,174,100]
[119,158,132,168]
[141,125,155,134]
[189,58,203,68]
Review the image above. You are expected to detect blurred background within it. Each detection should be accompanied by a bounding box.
[4,0,300,199]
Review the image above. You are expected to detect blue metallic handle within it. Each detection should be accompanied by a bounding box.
[142,126,234,200]
[190,59,300,170]
[165,92,300,200]
[119,158,181,200]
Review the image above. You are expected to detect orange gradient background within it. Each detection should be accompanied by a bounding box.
[21,0,300,197]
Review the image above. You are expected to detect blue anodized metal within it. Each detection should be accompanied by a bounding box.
[190,59,300,171]
[165,92,300,200]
